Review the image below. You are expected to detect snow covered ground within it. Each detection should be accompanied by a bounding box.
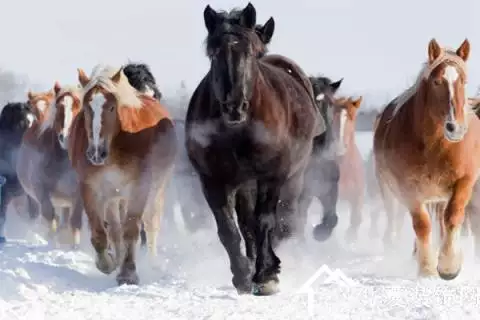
[2,131,480,320]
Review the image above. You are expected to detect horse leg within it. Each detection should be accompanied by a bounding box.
[202,177,252,294]
[381,190,396,249]
[313,160,340,241]
[81,183,116,274]
[410,202,436,277]
[142,187,166,260]
[368,198,383,239]
[346,194,363,243]
[0,186,15,244]
[235,182,257,266]
[69,197,83,250]
[26,194,39,220]
[35,190,59,244]
[437,178,474,280]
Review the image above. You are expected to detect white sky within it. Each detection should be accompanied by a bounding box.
[0,0,478,108]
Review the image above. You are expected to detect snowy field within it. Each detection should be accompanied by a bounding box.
[1,131,480,320]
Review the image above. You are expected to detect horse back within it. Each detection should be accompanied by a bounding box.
[260,54,325,136]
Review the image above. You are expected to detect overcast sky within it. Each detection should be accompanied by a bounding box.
[0,0,478,108]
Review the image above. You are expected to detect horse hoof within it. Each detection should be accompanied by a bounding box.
[253,279,280,296]
[313,224,334,242]
[116,272,139,286]
[95,252,116,275]
[234,281,253,295]
[0,236,6,244]
[438,268,461,281]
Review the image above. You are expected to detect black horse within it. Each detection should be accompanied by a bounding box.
[186,3,321,296]
[122,62,163,246]
[0,102,38,244]
[123,62,162,100]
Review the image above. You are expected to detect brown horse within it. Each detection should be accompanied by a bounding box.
[17,83,84,247]
[68,65,177,285]
[333,96,365,241]
[374,38,480,280]
[186,4,320,296]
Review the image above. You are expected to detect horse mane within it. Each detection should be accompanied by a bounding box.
[81,64,143,109]
[390,48,468,118]
[83,64,169,133]
[39,85,82,135]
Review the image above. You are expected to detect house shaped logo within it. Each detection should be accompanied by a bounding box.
[297,264,359,317]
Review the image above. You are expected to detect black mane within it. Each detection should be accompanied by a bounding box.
[123,63,162,100]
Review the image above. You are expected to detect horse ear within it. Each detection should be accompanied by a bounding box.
[259,17,275,44]
[352,96,363,108]
[77,68,90,87]
[203,5,218,34]
[117,97,170,133]
[27,91,34,101]
[54,81,62,96]
[330,78,343,93]
[456,38,470,61]
[111,68,123,84]
[240,2,256,29]
[428,38,442,63]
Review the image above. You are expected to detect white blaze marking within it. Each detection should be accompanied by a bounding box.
[36,100,47,113]
[444,66,459,120]
[61,95,74,139]
[26,114,35,127]
[339,109,348,143]
[91,93,106,147]
[316,93,325,101]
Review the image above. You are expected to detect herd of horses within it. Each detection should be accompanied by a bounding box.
[1,2,480,296]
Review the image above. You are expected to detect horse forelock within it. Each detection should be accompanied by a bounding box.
[82,65,142,109]
[391,49,468,119]
[204,10,266,58]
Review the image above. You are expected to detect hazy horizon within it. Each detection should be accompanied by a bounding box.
[0,0,478,108]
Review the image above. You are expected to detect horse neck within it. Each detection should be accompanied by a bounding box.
[410,88,445,140]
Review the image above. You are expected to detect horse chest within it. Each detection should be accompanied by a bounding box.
[92,167,133,197]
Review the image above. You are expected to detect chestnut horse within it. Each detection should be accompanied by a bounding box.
[186,4,321,296]
[17,83,84,247]
[374,38,480,280]
[333,96,365,241]
[69,65,176,285]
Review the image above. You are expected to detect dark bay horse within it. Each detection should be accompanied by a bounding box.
[374,39,480,280]
[332,96,365,241]
[17,83,84,248]
[0,101,37,243]
[69,65,177,285]
[186,3,321,296]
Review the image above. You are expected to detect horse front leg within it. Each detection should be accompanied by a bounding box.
[235,181,257,265]
[346,192,364,243]
[0,184,15,244]
[410,202,437,277]
[314,160,340,241]
[252,178,287,296]
[81,183,116,275]
[437,178,474,280]
[202,177,252,294]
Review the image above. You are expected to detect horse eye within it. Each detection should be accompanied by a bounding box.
[434,79,443,85]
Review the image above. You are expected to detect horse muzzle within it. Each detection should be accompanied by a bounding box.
[444,120,467,142]
[86,145,108,166]
[58,133,68,150]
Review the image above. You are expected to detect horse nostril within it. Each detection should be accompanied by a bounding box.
[445,122,456,133]
[58,133,64,142]
[99,149,107,159]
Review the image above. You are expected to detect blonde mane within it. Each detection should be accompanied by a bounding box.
[390,48,468,118]
[81,64,143,109]
[39,85,82,135]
